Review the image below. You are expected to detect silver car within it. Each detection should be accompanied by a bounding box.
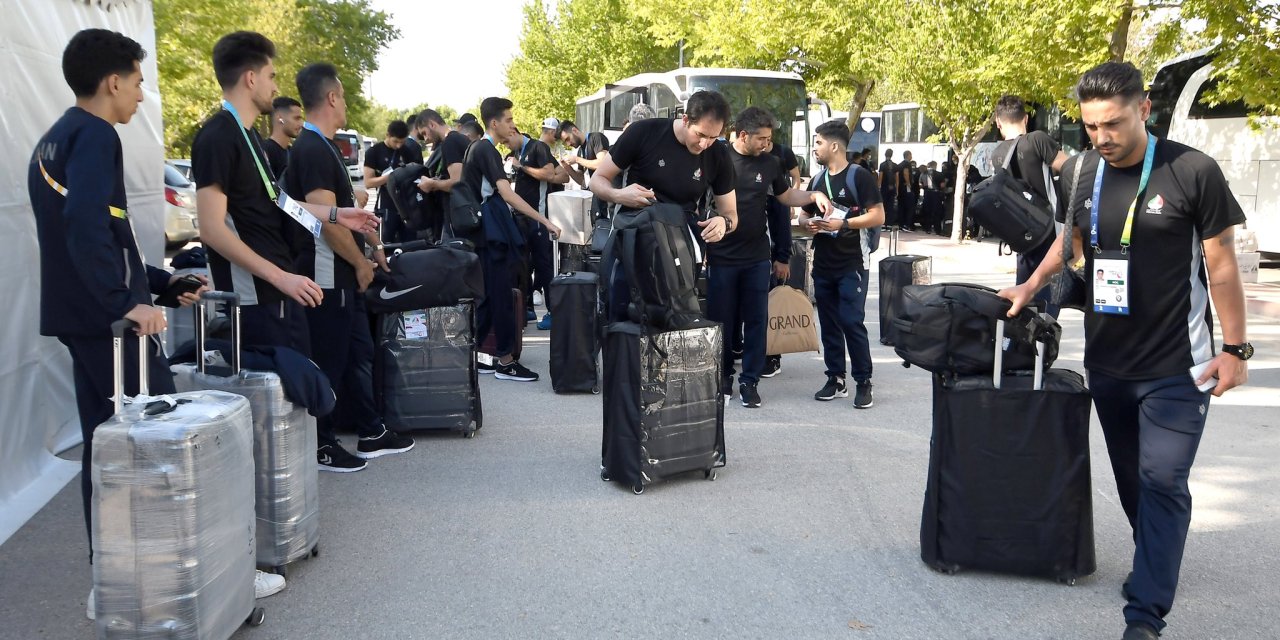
[164,163,199,247]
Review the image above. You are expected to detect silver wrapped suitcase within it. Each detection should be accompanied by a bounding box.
[93,320,264,638]
[171,292,320,576]
[547,190,593,246]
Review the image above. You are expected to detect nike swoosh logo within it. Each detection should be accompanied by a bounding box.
[379,285,422,300]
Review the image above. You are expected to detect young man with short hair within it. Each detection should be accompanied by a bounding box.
[1001,62,1249,640]
[457,97,562,381]
[263,96,302,179]
[801,120,885,409]
[30,29,215,615]
[505,127,566,323]
[993,94,1070,317]
[285,62,413,473]
[715,107,831,407]
[558,119,611,213]
[878,148,899,229]
[460,120,484,142]
[364,119,421,244]
[415,108,469,244]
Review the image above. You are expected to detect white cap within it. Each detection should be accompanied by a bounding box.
[541,117,561,131]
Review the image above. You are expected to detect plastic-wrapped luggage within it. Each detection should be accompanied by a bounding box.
[170,292,320,576]
[547,190,593,246]
[787,235,814,302]
[601,321,725,494]
[920,320,1095,583]
[93,320,264,638]
[375,300,482,437]
[877,230,931,346]
[548,271,600,394]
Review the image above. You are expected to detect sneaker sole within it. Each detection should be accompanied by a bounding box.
[741,400,761,408]
[854,401,874,409]
[355,441,416,459]
[255,582,286,599]
[478,369,496,375]
[318,463,367,473]
[815,391,849,401]
[494,372,539,382]
[760,370,781,378]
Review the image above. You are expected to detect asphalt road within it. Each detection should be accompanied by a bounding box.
[3,232,1278,639]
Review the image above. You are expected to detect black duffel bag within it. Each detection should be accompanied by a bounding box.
[966,137,1055,253]
[365,241,483,314]
[892,282,1060,375]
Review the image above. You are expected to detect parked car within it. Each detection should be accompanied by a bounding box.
[164,163,199,247]
[168,158,193,182]
[335,129,363,181]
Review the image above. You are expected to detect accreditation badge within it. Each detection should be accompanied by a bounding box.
[1092,251,1130,316]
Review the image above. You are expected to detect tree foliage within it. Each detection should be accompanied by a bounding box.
[154,0,398,157]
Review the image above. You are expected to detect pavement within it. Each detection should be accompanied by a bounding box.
[3,229,1278,639]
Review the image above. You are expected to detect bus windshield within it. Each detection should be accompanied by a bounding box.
[687,75,807,151]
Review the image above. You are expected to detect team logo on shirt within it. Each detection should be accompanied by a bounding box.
[839,188,847,197]
[1085,197,1093,210]
[658,159,666,167]
[693,168,702,181]
[755,173,762,183]
[1146,194,1165,215]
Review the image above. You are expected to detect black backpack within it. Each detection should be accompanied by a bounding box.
[385,163,429,229]
[447,142,484,235]
[966,137,1056,253]
[892,282,1059,375]
[603,203,703,331]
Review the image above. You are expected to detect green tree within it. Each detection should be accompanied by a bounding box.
[154,0,398,156]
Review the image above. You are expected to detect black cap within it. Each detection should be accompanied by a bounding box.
[453,113,477,125]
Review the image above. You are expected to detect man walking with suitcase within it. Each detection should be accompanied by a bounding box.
[285,62,414,473]
[800,121,885,409]
[1002,62,1250,640]
[715,107,831,408]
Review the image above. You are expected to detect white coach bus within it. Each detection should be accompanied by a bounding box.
[574,68,818,175]
[1148,49,1279,254]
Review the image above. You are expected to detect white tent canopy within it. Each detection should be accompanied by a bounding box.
[0,0,165,545]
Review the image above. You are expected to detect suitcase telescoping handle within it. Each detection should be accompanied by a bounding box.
[991,319,1048,391]
[194,291,242,375]
[110,319,150,415]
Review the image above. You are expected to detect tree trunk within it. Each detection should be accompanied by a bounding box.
[1109,0,1135,62]
[845,79,875,128]
[950,145,975,243]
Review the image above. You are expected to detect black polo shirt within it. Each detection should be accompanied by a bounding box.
[710,146,790,267]
[607,117,735,218]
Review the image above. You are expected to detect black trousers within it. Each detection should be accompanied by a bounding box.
[475,247,519,359]
[60,333,176,562]
[306,287,381,445]
[240,298,312,357]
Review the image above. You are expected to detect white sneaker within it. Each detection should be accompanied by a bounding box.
[254,570,286,599]
[532,291,544,307]
[86,586,95,620]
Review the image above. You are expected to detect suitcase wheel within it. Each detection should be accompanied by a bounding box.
[632,484,644,495]
[599,469,610,482]
[1058,577,1077,586]
[704,469,717,481]
[463,430,476,439]
[273,565,287,579]
[591,385,600,395]
[310,544,320,558]
[246,607,266,627]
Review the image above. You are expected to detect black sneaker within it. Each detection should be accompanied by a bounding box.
[1121,622,1159,640]
[1121,571,1134,601]
[355,428,416,459]
[761,356,782,378]
[477,359,496,375]
[854,380,874,409]
[495,360,539,382]
[317,443,366,473]
[740,383,761,408]
[814,376,848,401]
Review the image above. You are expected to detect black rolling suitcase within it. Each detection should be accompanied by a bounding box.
[548,271,600,393]
[601,321,725,494]
[375,301,483,437]
[921,321,1095,583]
[878,229,931,346]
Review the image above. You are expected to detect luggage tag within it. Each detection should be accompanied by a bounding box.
[1092,251,1130,316]
[403,311,429,340]
[276,191,323,238]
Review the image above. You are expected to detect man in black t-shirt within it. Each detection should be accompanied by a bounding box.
[263,96,301,179]
[504,127,565,322]
[992,94,1070,317]
[920,160,945,234]
[558,120,612,216]
[713,107,831,408]
[458,97,562,382]
[285,63,413,473]
[192,32,378,358]
[415,108,469,244]
[898,151,920,230]
[1002,63,1250,640]
[878,148,899,228]
[800,121,884,409]
[363,119,421,244]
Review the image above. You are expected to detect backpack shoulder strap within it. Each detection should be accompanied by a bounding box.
[842,165,862,208]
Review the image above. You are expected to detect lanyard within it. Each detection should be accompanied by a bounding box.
[518,136,530,162]
[302,121,356,201]
[221,100,277,200]
[822,171,834,199]
[1091,134,1157,253]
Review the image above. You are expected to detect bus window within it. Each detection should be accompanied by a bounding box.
[650,84,679,119]
[575,98,606,134]
[606,90,642,130]
[1188,78,1251,120]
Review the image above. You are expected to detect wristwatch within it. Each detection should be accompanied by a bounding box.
[373,244,385,253]
[328,206,338,224]
[1222,343,1254,361]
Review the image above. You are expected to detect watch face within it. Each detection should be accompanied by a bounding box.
[1244,343,1255,360]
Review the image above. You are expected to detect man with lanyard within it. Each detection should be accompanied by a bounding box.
[587,90,740,321]
[193,31,379,357]
[760,137,799,378]
[415,108,468,245]
[992,94,1069,317]
[30,29,213,616]
[456,97,561,381]
[505,127,566,323]
[800,120,884,410]
[1001,62,1249,640]
[284,63,414,473]
[714,107,831,408]
[363,119,421,244]
[558,119,612,217]
[263,96,302,180]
